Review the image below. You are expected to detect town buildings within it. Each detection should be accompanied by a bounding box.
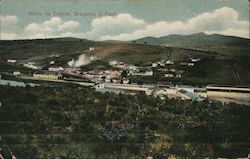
[48,66,64,72]
[131,70,153,76]
[33,70,63,80]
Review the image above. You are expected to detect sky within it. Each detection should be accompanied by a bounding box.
[0,0,249,40]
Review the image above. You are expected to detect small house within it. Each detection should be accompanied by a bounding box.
[122,79,130,84]
[64,67,80,74]
[158,81,171,88]
[24,62,42,70]
[165,73,174,78]
[191,58,201,62]
[89,47,95,51]
[180,62,188,66]
[152,63,158,67]
[176,73,182,78]
[48,66,64,72]
[49,61,55,64]
[7,59,17,63]
[13,71,21,76]
[166,60,174,65]
[188,63,194,66]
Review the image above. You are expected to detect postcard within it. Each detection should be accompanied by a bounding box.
[0,0,249,159]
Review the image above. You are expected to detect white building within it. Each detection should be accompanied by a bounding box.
[109,61,118,66]
[176,74,182,78]
[176,85,195,93]
[180,62,188,66]
[105,78,111,83]
[49,61,55,64]
[170,68,176,72]
[7,59,17,63]
[64,67,80,74]
[112,78,120,83]
[89,47,95,51]
[132,70,153,76]
[48,66,64,72]
[165,73,174,78]
[13,71,21,76]
[105,70,121,78]
[158,62,165,67]
[24,62,42,70]
[122,79,130,84]
[166,60,174,65]
[127,65,138,70]
[188,63,194,66]
[165,87,177,94]
[116,64,127,69]
[152,63,158,67]
[191,58,201,62]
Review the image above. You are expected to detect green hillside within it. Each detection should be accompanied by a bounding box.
[0,35,249,85]
[0,38,95,60]
[133,33,250,57]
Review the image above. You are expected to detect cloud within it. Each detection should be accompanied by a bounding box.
[25,23,54,33]
[43,17,62,27]
[1,15,18,24]
[58,20,80,31]
[205,29,249,38]
[187,7,247,31]
[84,13,145,40]
[1,7,249,40]
[24,17,80,38]
[0,33,19,40]
[98,7,249,40]
[1,15,19,40]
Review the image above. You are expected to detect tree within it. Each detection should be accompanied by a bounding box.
[121,70,128,78]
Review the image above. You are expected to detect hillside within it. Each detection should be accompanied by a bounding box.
[0,37,95,60]
[133,33,250,57]
[0,36,250,85]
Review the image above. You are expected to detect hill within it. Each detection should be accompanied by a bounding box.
[0,36,249,85]
[0,37,95,60]
[133,32,250,57]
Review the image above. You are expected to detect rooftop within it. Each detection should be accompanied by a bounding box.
[178,89,204,101]
[34,70,62,75]
[207,84,250,89]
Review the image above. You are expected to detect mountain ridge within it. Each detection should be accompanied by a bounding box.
[131,32,249,56]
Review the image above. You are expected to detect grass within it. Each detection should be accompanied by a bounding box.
[0,61,33,74]
[0,38,94,60]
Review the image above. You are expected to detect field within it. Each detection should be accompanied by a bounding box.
[0,85,249,159]
[0,36,250,159]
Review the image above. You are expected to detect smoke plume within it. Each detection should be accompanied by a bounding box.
[68,54,97,67]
